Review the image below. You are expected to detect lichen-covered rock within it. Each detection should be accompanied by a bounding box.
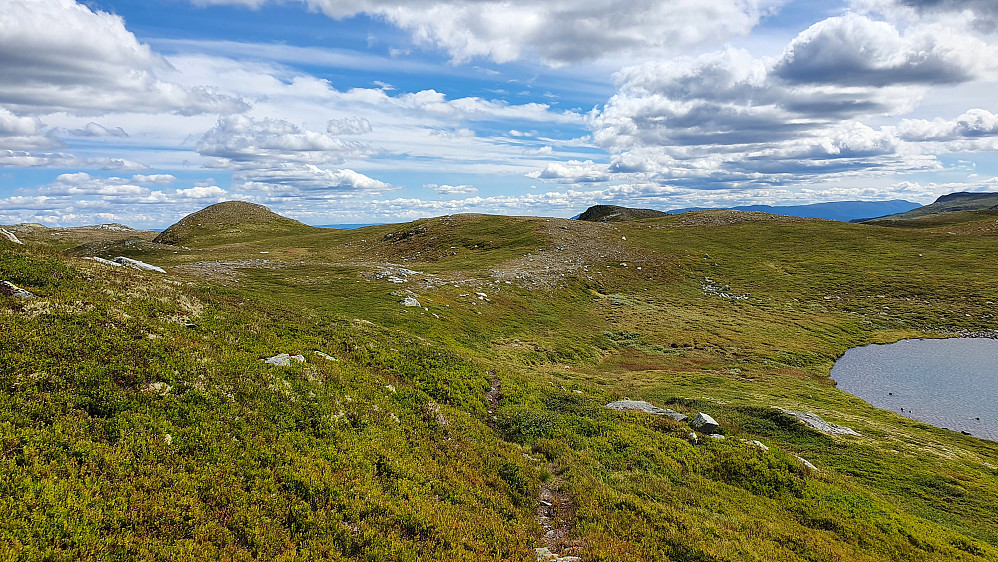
[400,296,421,307]
[688,412,719,434]
[264,353,306,366]
[776,408,862,436]
[606,399,687,421]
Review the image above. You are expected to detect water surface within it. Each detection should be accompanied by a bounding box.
[831,338,998,441]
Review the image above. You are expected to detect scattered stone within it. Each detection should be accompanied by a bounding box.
[688,431,699,445]
[775,408,862,436]
[0,280,36,299]
[400,296,421,307]
[688,412,719,434]
[113,256,166,273]
[427,401,448,425]
[313,350,338,361]
[708,434,725,440]
[749,440,769,451]
[264,353,306,366]
[796,455,819,471]
[0,228,24,245]
[606,399,687,421]
[141,381,173,395]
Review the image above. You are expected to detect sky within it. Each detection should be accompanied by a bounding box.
[2,0,998,227]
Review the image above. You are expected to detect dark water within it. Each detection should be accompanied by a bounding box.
[831,338,998,441]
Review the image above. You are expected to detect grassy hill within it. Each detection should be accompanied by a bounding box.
[153,201,316,247]
[862,192,998,223]
[2,205,998,560]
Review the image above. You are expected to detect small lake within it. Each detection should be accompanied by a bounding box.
[831,338,998,441]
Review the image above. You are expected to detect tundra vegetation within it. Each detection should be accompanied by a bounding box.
[2,202,997,561]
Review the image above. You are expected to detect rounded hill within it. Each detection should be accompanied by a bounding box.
[153,201,312,246]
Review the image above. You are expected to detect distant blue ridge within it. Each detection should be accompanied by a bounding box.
[664,200,920,222]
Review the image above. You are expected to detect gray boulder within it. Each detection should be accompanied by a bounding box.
[606,399,687,421]
[400,296,421,307]
[264,353,306,366]
[688,412,719,434]
[776,408,862,436]
[0,280,36,299]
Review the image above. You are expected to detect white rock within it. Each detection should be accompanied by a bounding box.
[0,228,24,245]
[113,256,166,273]
[606,399,687,421]
[688,412,719,434]
[313,351,338,361]
[796,455,819,471]
[775,408,862,436]
[400,296,421,307]
[85,256,123,267]
[264,353,306,366]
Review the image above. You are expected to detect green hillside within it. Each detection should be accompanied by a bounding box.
[2,206,997,561]
[862,192,998,223]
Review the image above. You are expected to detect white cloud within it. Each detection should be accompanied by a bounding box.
[327,116,373,135]
[528,160,611,183]
[66,122,129,137]
[197,115,376,166]
[425,183,478,194]
[0,107,57,150]
[585,14,998,190]
[773,14,993,87]
[192,0,784,65]
[897,108,998,142]
[0,0,248,116]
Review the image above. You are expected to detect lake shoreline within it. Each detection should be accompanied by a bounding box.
[831,337,998,442]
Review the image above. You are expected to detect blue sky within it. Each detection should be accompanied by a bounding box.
[2,0,998,227]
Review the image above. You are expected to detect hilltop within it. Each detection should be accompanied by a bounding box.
[2,204,998,560]
[861,192,998,223]
[153,200,314,246]
[575,204,668,222]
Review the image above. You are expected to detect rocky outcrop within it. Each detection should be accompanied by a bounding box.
[606,399,687,421]
[776,408,862,436]
[400,296,421,307]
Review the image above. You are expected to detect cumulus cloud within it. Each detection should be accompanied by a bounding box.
[0,107,58,150]
[197,115,376,166]
[193,0,783,65]
[773,14,987,87]
[0,0,248,116]
[586,13,997,190]
[528,160,611,183]
[897,109,998,142]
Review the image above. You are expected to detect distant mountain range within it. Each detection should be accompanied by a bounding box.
[574,200,922,223]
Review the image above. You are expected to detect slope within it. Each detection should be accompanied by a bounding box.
[2,208,998,561]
